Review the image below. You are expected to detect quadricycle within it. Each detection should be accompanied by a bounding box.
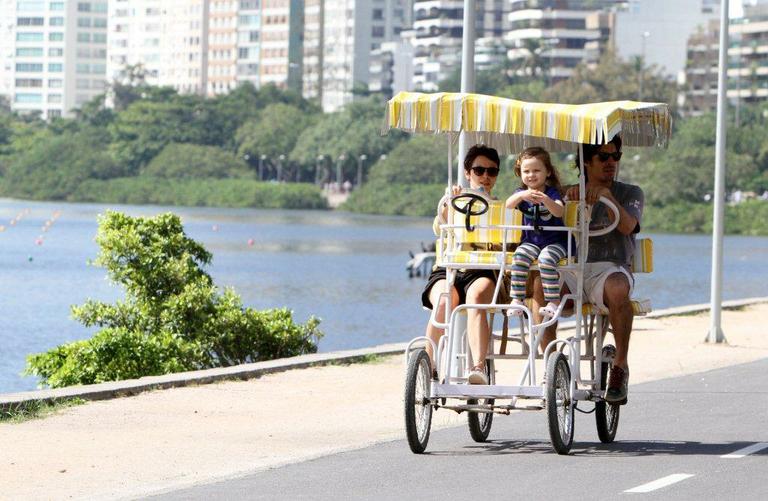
[386,92,671,454]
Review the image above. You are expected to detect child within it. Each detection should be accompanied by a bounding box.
[505,146,568,319]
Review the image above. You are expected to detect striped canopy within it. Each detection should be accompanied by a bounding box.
[384,91,671,154]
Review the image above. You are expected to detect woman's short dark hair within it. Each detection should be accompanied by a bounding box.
[464,144,500,171]
[574,134,623,171]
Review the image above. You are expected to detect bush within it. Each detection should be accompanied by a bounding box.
[143,143,251,179]
[25,211,323,388]
[71,177,328,209]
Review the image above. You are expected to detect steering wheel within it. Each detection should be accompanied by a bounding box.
[588,196,621,237]
[450,190,490,232]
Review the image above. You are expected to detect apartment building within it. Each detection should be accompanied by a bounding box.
[0,0,108,118]
[259,0,303,92]
[614,0,720,78]
[236,0,261,87]
[207,0,238,95]
[681,4,768,116]
[304,0,410,111]
[505,0,618,84]
[409,0,507,91]
[108,0,208,95]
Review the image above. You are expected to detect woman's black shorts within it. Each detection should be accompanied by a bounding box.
[421,268,497,310]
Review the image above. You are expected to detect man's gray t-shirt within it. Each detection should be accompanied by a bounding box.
[587,181,644,266]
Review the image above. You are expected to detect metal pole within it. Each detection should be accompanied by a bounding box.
[337,154,345,189]
[638,31,650,101]
[278,154,285,182]
[706,0,728,344]
[457,0,476,186]
[258,155,266,181]
[356,154,367,188]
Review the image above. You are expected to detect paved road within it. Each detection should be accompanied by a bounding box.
[152,359,768,500]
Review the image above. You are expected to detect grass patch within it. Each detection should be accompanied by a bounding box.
[325,353,388,367]
[0,398,87,423]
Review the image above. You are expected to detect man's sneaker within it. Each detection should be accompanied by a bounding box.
[605,365,629,405]
[467,369,488,385]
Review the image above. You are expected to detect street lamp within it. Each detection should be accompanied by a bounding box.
[315,155,325,186]
[356,154,367,188]
[336,153,346,189]
[638,31,651,101]
[258,154,267,181]
[277,154,285,182]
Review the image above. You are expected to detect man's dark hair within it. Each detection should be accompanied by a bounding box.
[574,134,622,171]
[464,144,500,171]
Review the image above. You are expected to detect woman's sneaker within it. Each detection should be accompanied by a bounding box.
[605,365,629,405]
[507,298,525,317]
[538,301,560,320]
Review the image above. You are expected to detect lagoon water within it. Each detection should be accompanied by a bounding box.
[1,198,767,392]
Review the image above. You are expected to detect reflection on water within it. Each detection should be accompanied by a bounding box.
[1,198,767,393]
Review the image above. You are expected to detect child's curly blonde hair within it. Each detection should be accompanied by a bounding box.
[514,146,563,194]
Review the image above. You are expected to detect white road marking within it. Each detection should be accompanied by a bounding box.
[721,442,768,459]
[624,474,694,493]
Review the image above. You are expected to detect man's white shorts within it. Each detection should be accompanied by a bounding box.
[561,262,634,313]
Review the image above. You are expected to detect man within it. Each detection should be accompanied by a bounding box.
[534,134,643,404]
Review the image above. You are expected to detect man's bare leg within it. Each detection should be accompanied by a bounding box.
[603,273,633,369]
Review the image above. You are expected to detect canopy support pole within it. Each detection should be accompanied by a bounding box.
[457,0,476,185]
[706,0,729,344]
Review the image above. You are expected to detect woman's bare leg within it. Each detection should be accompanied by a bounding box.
[465,277,495,369]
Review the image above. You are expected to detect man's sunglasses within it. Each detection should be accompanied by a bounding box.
[596,151,623,162]
[470,166,500,177]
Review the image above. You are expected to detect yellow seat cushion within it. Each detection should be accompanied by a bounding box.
[631,238,653,273]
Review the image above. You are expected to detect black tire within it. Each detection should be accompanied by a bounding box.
[546,352,574,455]
[596,344,620,443]
[467,359,494,442]
[404,349,433,453]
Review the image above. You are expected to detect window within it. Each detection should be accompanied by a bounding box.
[15,78,43,87]
[17,32,44,42]
[48,79,63,87]
[372,26,384,37]
[16,47,44,56]
[77,33,91,42]
[76,63,90,74]
[48,109,62,118]
[17,1,45,12]
[48,94,62,103]
[14,93,43,103]
[93,2,107,13]
[48,48,64,57]
[93,18,107,28]
[77,48,90,57]
[93,33,106,43]
[50,2,64,10]
[91,63,105,73]
[16,63,44,72]
[76,78,90,89]
[17,17,45,25]
[48,63,63,72]
[49,17,64,26]
[49,32,64,41]
[77,2,91,12]
[78,18,92,27]
[238,48,249,58]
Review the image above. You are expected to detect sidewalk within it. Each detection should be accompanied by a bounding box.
[2,302,768,500]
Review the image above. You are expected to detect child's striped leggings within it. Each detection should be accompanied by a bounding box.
[509,242,567,302]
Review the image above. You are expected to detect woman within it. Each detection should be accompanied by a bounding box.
[421,144,501,384]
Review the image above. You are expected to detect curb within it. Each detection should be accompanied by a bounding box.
[2,296,767,411]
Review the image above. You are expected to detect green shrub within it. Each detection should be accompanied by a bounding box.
[25,211,323,388]
[71,177,328,209]
[143,143,251,179]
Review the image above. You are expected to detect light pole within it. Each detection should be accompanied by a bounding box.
[356,154,367,188]
[336,153,346,189]
[277,154,285,182]
[258,154,266,181]
[315,155,325,185]
[638,31,651,101]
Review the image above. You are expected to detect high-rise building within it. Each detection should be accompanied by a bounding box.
[108,0,209,95]
[207,0,238,95]
[410,0,507,91]
[681,4,768,116]
[304,0,410,111]
[259,0,303,92]
[236,0,261,87]
[614,0,720,78]
[0,0,109,119]
[505,1,617,84]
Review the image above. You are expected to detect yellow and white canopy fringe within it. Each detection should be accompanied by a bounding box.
[384,91,672,154]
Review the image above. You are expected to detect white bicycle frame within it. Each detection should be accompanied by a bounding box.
[404,144,621,410]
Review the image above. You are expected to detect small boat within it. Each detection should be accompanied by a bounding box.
[406,242,436,278]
